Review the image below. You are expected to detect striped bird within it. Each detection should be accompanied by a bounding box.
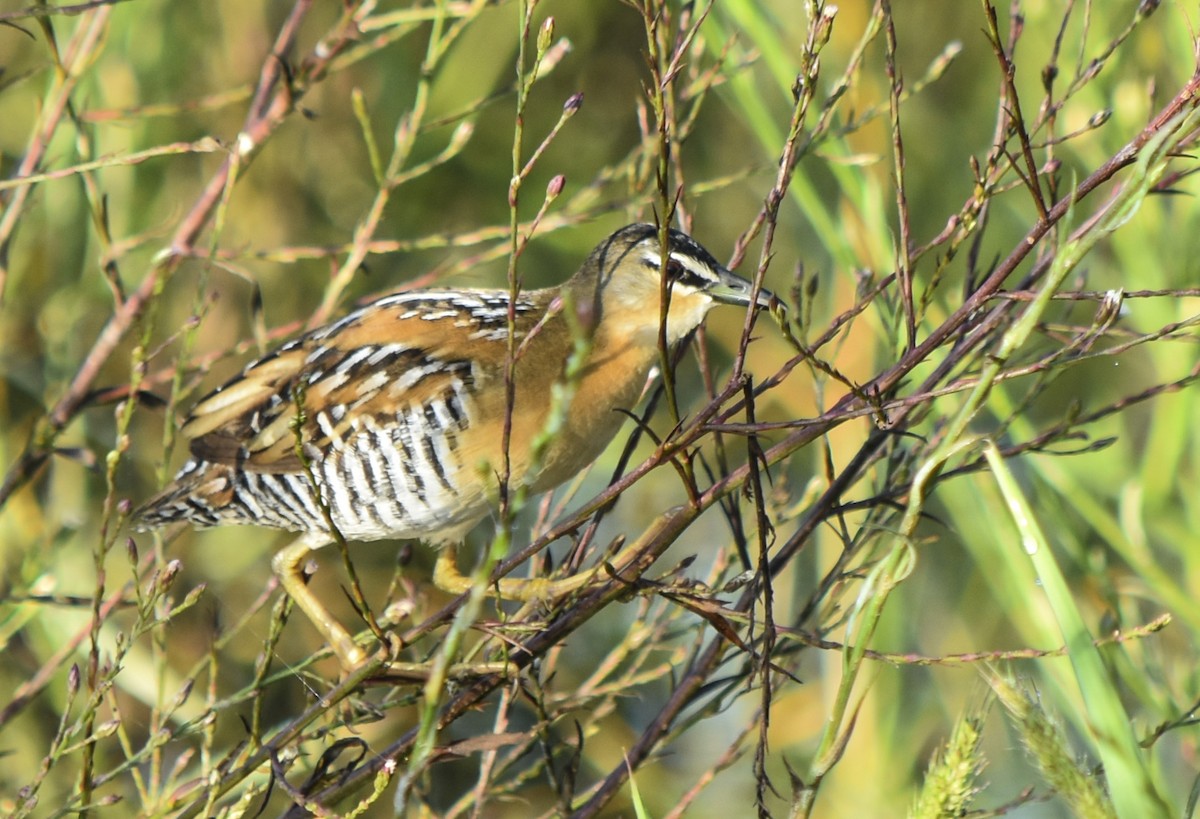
[136,224,772,668]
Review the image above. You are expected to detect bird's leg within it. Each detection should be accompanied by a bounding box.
[272,537,366,669]
[273,538,526,677]
[273,538,613,674]
[432,510,690,604]
[432,542,600,601]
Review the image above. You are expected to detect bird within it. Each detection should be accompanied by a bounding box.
[135,223,773,669]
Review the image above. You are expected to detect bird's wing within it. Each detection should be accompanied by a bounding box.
[181,290,539,473]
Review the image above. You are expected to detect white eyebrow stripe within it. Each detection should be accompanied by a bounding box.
[673,252,717,282]
[640,248,718,284]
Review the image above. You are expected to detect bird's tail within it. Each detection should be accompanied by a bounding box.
[132,459,232,530]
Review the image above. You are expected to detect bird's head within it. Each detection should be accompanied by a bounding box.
[570,223,773,345]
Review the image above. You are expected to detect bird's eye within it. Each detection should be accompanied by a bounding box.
[642,252,712,291]
[665,257,712,291]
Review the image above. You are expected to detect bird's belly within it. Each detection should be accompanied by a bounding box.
[304,422,489,541]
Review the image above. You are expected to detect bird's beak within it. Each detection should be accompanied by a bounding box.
[706,266,775,310]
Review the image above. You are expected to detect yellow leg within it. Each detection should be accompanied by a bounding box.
[272,537,626,673]
[432,543,600,600]
[272,537,366,669]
